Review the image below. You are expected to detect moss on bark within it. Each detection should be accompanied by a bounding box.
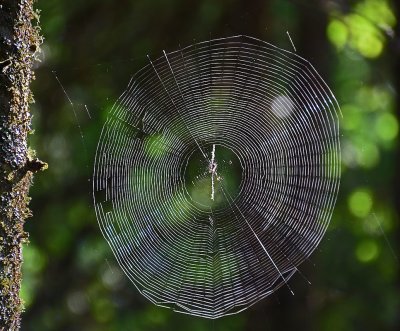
[0,1,44,330]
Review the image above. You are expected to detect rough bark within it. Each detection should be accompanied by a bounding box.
[0,1,45,330]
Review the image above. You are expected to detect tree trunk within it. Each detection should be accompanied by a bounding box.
[0,1,44,330]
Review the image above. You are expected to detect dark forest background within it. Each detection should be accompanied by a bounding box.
[23,0,399,330]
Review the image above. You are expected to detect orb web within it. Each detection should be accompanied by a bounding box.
[92,35,341,319]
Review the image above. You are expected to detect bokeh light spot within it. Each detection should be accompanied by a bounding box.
[356,239,379,263]
[327,19,348,49]
[341,104,361,131]
[375,112,399,142]
[348,189,373,218]
[355,34,383,59]
[270,95,294,119]
[356,0,396,28]
[145,134,170,158]
[357,141,379,169]
[347,14,383,58]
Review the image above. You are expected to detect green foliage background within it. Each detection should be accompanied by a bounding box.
[24,0,399,330]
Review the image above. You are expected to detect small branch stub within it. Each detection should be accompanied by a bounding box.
[26,158,48,173]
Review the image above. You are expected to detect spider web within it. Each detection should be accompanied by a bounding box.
[92,35,341,319]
